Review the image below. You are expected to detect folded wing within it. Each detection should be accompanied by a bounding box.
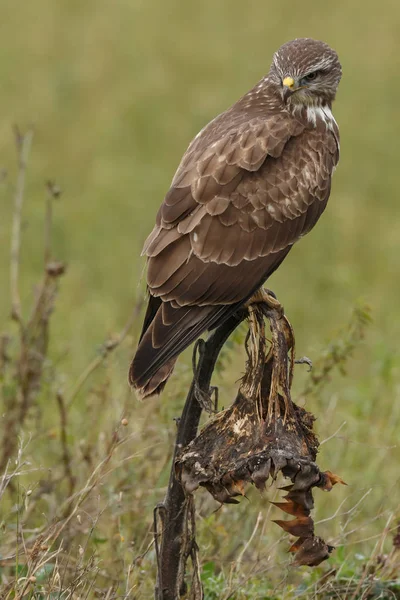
[130,110,339,395]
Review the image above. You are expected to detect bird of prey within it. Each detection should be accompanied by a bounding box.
[129,38,342,397]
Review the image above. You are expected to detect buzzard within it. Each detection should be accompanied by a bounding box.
[129,38,342,397]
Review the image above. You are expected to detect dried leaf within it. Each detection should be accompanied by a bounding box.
[175,304,344,567]
[251,459,271,490]
[272,516,314,537]
[292,537,334,567]
[320,470,347,491]
[271,500,306,517]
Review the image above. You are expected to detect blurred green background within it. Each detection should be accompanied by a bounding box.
[1,0,400,597]
[1,0,399,363]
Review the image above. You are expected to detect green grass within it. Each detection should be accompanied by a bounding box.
[1,0,400,597]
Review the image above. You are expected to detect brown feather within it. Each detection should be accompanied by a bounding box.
[130,39,341,396]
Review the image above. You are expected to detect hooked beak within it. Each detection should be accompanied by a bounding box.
[282,76,297,102]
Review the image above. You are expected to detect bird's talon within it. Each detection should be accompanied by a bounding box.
[247,287,284,316]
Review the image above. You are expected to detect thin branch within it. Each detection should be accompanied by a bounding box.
[320,420,347,445]
[10,126,34,324]
[44,180,61,266]
[235,511,263,568]
[44,192,53,267]
[56,391,76,498]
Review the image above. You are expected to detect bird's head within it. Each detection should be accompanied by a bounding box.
[269,38,342,108]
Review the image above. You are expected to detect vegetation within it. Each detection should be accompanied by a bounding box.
[0,1,400,597]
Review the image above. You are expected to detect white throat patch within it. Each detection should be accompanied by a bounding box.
[306,105,337,130]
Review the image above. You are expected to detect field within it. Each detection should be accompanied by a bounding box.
[1,0,400,598]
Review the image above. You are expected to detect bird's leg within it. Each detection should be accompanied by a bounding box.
[246,287,284,316]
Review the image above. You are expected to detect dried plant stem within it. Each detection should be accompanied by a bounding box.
[44,180,61,266]
[56,392,76,498]
[154,310,246,600]
[44,196,53,266]
[10,127,34,324]
[235,511,263,568]
[47,422,125,543]
[1,128,66,476]
[156,301,345,597]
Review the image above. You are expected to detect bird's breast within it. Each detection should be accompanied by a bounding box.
[305,105,337,132]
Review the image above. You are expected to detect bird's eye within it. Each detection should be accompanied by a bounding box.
[304,71,319,82]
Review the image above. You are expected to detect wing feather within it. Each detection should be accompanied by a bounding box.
[132,100,340,395]
[145,124,338,304]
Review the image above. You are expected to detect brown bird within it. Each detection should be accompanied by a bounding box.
[129,38,342,397]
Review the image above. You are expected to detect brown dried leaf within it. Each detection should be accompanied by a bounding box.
[226,479,246,497]
[176,304,344,568]
[320,470,347,491]
[272,516,314,537]
[283,490,315,511]
[288,538,306,553]
[271,500,307,517]
[292,536,334,567]
[251,459,271,490]
[205,482,242,504]
[270,455,287,478]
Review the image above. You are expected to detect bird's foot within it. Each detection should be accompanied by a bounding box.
[246,287,284,317]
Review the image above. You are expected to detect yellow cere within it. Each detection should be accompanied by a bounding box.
[282,76,295,88]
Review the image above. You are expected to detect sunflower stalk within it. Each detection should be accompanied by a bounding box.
[154,301,344,599]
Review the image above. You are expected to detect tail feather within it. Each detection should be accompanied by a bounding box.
[135,357,177,397]
[139,295,162,343]
[130,247,293,397]
[129,300,220,396]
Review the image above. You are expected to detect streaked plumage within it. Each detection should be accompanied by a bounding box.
[130,38,342,396]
